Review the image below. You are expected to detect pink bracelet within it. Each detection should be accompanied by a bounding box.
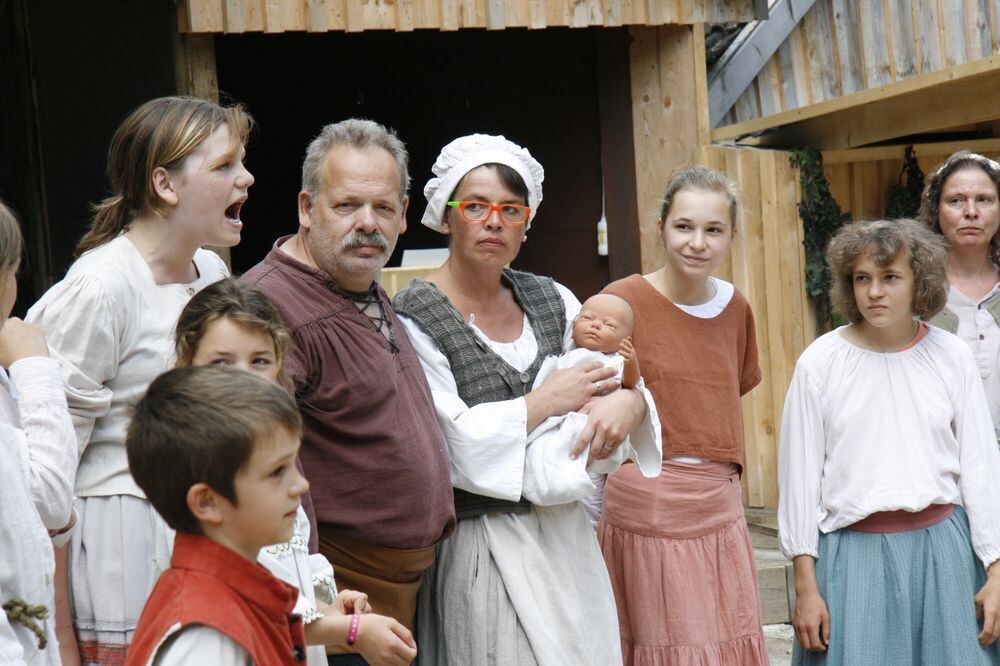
[347,613,360,646]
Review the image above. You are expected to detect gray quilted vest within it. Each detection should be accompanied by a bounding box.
[394,268,566,519]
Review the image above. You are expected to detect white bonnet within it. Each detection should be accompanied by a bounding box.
[421,134,545,233]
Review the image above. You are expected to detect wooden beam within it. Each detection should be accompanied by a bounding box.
[821,137,1000,164]
[711,55,1000,148]
[707,0,818,127]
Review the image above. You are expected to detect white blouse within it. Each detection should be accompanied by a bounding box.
[778,326,1000,568]
[0,357,76,665]
[397,281,659,504]
[258,508,336,666]
[27,236,229,498]
[947,283,1000,434]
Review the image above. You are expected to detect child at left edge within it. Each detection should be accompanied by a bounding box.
[124,365,311,666]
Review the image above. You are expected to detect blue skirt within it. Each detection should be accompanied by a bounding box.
[793,507,1000,665]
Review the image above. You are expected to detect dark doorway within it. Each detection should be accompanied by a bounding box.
[215,28,622,299]
[0,0,178,314]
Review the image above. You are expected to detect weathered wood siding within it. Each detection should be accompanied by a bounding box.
[719,0,1000,126]
[821,139,1000,220]
[179,0,758,32]
[702,145,811,509]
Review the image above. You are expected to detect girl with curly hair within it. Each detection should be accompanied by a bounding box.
[780,218,1000,665]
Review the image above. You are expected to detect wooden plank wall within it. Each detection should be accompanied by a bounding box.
[632,24,712,273]
[700,145,811,509]
[179,0,756,32]
[720,0,1000,126]
[821,139,1000,220]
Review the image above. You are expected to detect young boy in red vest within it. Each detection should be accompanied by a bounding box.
[124,366,311,665]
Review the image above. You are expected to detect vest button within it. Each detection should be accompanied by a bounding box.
[519,372,531,383]
[293,645,305,661]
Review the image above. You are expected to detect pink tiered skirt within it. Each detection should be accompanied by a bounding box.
[598,461,769,665]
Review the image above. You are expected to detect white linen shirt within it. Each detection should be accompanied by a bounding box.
[778,326,1000,568]
[27,236,229,498]
[0,357,77,531]
[397,282,659,503]
[946,283,1000,434]
[0,357,77,665]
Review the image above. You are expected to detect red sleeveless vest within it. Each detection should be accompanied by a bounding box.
[126,532,307,666]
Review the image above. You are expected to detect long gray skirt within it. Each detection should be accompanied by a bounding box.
[417,503,622,666]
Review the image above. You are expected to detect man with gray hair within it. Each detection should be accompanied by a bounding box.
[241,119,455,639]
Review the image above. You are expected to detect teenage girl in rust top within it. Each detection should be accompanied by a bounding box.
[599,167,767,665]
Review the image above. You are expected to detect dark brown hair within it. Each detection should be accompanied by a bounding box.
[174,278,291,387]
[76,96,254,257]
[827,218,948,323]
[918,150,1000,265]
[126,366,301,534]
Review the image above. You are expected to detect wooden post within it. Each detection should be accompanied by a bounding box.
[629,24,710,273]
[173,30,232,268]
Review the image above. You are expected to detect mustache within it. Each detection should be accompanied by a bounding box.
[341,231,388,251]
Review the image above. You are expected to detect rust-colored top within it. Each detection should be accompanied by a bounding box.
[603,274,761,468]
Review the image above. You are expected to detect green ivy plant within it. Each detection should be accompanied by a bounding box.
[885,145,925,219]
[790,148,851,333]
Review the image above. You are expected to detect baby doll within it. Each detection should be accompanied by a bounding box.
[522,294,661,507]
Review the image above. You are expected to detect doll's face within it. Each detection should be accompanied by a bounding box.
[572,294,634,353]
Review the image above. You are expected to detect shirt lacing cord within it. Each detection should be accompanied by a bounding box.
[344,284,399,355]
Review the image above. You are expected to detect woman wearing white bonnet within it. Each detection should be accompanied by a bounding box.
[921,151,1000,434]
[394,134,657,664]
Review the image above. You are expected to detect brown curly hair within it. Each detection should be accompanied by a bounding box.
[174,278,292,388]
[917,150,1000,265]
[827,219,948,323]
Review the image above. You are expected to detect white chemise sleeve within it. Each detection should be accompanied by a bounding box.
[26,273,118,457]
[777,363,826,560]
[399,318,531,500]
[7,357,77,531]
[953,358,1000,568]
